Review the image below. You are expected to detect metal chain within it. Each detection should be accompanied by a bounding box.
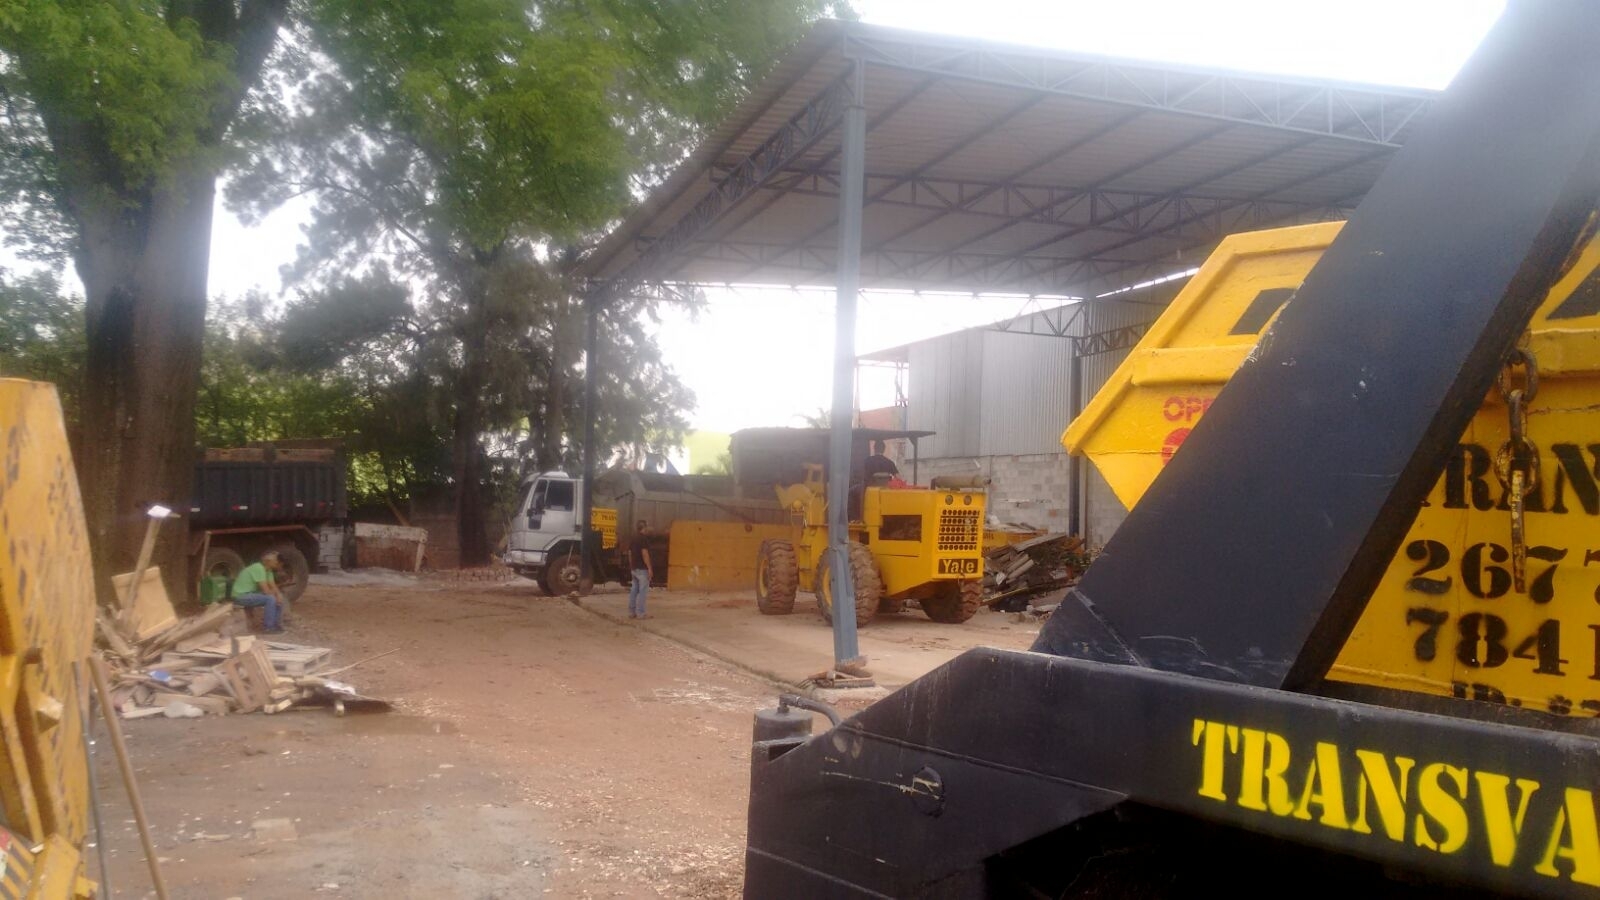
[1493,347,1540,592]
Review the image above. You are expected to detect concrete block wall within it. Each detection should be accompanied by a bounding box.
[912,452,1130,546]
[912,453,1073,532]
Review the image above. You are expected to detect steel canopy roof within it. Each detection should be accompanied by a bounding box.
[579,20,1437,299]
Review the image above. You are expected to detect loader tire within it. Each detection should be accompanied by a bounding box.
[816,542,880,629]
[756,540,799,615]
[922,579,982,624]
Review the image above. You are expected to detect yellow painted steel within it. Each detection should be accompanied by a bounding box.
[666,521,790,591]
[0,381,95,898]
[590,507,617,550]
[1067,223,1600,718]
[770,464,985,602]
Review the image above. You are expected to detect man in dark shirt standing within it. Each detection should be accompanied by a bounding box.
[864,439,899,479]
[628,520,653,619]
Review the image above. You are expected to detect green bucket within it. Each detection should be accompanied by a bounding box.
[199,574,230,605]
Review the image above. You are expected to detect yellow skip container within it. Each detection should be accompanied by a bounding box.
[1067,222,1600,717]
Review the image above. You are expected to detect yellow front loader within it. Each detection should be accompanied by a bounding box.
[753,463,986,627]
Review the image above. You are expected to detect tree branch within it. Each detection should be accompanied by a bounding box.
[209,0,291,138]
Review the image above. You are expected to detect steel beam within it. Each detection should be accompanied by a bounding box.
[675,237,1189,295]
[827,62,868,670]
[609,73,853,293]
[670,75,946,280]
[1071,321,1152,356]
[728,90,1052,284]
[745,171,1349,235]
[842,31,1433,147]
[579,290,600,583]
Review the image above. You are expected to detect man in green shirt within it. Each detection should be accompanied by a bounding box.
[232,551,286,633]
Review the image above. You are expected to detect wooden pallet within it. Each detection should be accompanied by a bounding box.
[216,645,276,713]
[264,642,333,676]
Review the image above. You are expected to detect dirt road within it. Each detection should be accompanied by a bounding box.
[99,579,787,899]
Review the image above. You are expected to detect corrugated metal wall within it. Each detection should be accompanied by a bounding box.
[903,301,1162,457]
[978,331,1074,455]
[897,298,1166,543]
[905,329,984,457]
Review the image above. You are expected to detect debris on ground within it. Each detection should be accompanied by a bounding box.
[982,533,1093,614]
[423,563,519,583]
[96,599,389,719]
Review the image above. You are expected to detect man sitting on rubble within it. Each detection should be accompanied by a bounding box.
[232,551,287,634]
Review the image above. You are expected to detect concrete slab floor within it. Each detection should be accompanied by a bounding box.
[576,587,1040,692]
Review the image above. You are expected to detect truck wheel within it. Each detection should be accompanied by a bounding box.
[202,547,246,597]
[816,542,880,629]
[269,543,311,603]
[546,552,594,596]
[922,579,982,624]
[756,540,799,615]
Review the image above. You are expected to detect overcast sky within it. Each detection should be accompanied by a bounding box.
[61,1,1512,435]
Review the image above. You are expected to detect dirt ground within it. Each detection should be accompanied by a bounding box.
[93,575,1034,899]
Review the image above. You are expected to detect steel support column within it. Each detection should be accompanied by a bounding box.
[579,290,601,584]
[827,62,867,670]
[1067,352,1083,537]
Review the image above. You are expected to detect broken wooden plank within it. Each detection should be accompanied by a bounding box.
[112,566,177,642]
[151,693,228,716]
[185,672,222,697]
[96,611,137,661]
[142,604,234,660]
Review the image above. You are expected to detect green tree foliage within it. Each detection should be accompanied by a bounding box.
[1,0,845,580]
[0,268,83,429]
[2,0,292,598]
[229,0,844,564]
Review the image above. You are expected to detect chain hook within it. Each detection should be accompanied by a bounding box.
[1493,346,1539,593]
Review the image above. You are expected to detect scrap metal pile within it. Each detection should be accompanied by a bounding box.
[981,533,1092,614]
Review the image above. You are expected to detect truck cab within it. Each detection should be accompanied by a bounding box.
[505,472,583,590]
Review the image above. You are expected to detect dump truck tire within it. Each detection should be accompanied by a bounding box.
[269,542,311,603]
[922,579,982,624]
[202,546,246,594]
[545,551,594,597]
[756,540,799,615]
[816,542,881,629]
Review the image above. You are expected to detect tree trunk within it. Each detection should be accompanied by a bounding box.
[534,297,582,473]
[75,169,216,604]
[453,282,492,568]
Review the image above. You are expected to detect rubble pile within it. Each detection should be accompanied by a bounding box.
[96,600,383,719]
[982,533,1093,614]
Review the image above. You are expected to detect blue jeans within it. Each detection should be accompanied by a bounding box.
[234,592,282,630]
[629,569,649,617]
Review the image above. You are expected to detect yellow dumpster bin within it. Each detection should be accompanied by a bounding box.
[1067,222,1600,716]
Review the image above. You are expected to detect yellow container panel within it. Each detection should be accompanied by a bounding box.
[0,380,95,875]
[1067,225,1600,719]
[666,521,791,591]
[591,506,618,550]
